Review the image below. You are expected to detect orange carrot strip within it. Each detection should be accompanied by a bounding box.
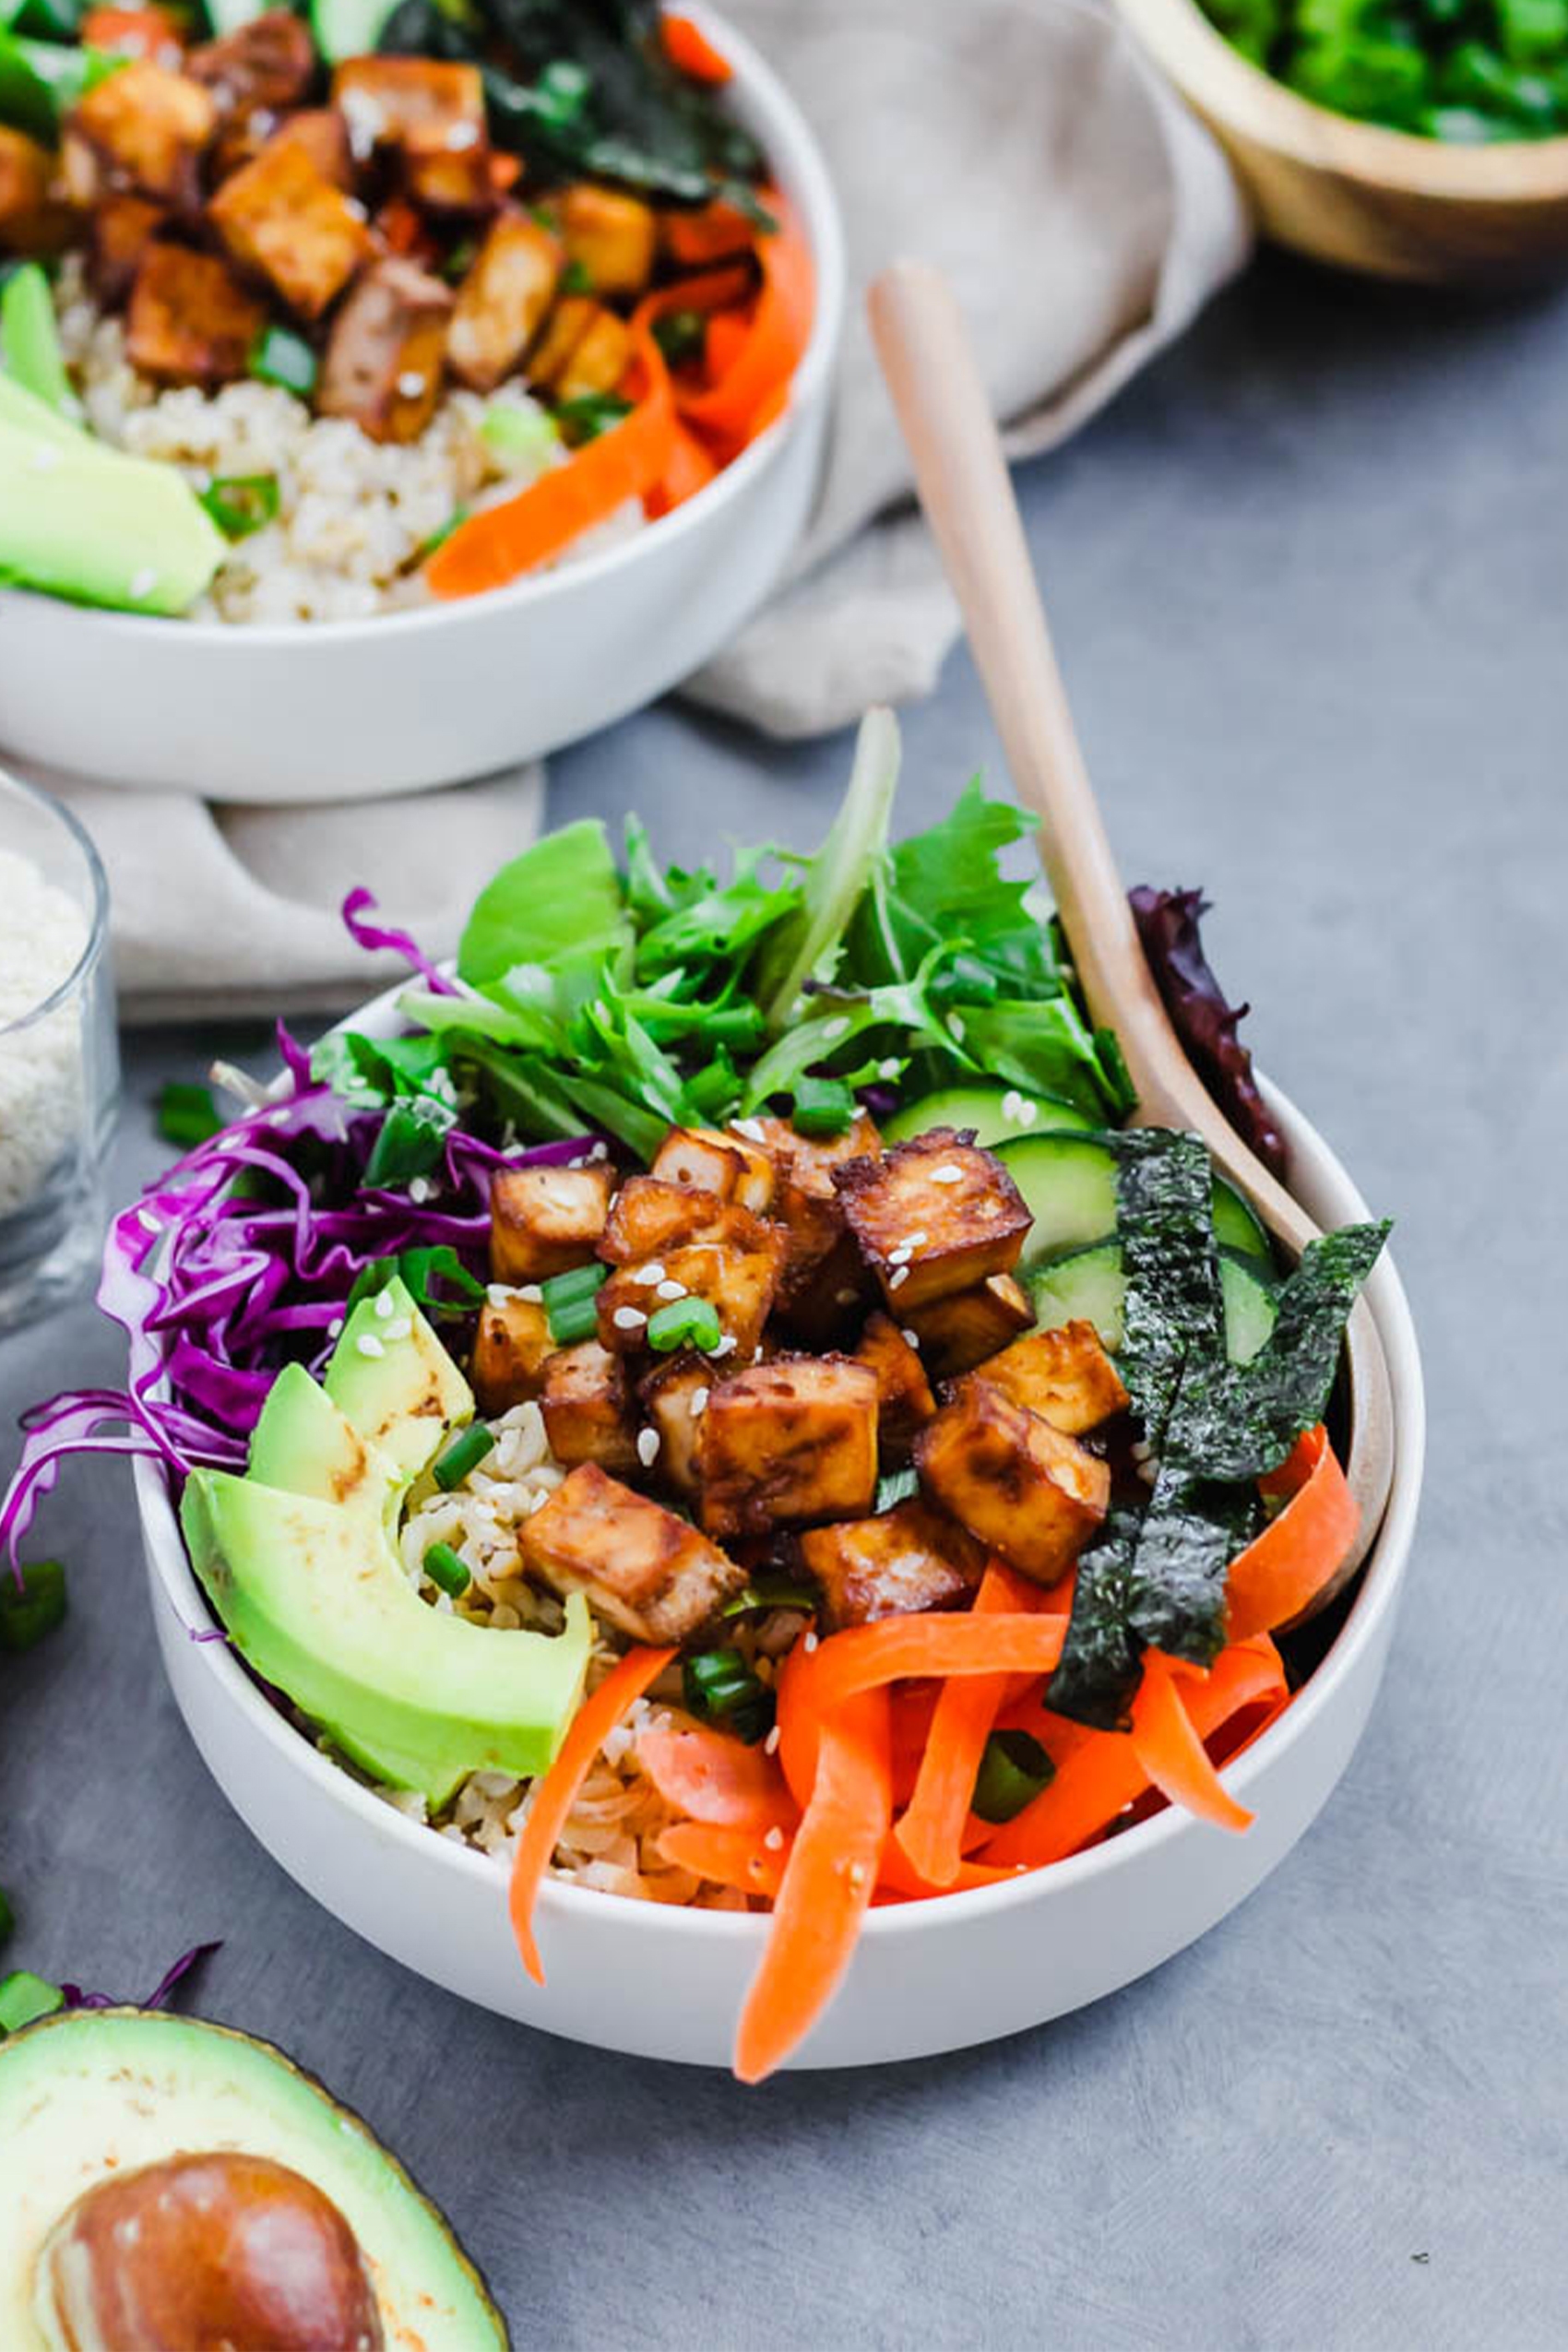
[675,192,813,455]
[661,199,756,269]
[639,262,756,325]
[659,1820,788,1896]
[1129,1652,1253,1834]
[980,1638,1287,1868]
[895,1563,1040,1889]
[636,1721,797,1830]
[1226,1424,1358,1642]
[733,1690,891,2082]
[703,307,752,379]
[428,328,674,598]
[490,152,522,194]
[662,10,733,81]
[645,422,718,518]
[507,1646,675,1984]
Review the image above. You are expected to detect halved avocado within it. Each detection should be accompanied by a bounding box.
[0,2006,506,2349]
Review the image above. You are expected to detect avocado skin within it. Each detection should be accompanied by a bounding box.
[0,2006,508,2349]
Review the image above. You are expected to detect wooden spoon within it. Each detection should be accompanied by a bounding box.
[867,259,1393,1617]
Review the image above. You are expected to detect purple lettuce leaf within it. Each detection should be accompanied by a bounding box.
[1128,886,1287,1180]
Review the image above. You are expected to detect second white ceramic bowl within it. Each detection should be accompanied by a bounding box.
[0,7,844,805]
[134,1044,1424,2071]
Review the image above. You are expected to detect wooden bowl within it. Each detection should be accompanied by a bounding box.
[1115,0,1568,281]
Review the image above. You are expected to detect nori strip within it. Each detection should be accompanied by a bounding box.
[1111,1128,1225,1443]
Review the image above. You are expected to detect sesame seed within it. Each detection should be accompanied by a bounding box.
[820,1016,849,1042]
[931,1163,964,1184]
[517,1284,542,1302]
[632,1261,666,1287]
[886,1245,912,1267]
[689,1387,709,1420]
[397,371,426,398]
[905,1229,929,1250]
[655,1278,685,1301]
[342,195,368,220]
[409,1176,432,1204]
[589,1142,610,1160]
[836,1287,860,1306]
[848,1861,867,1889]
[802,1631,818,1654]
[327,1317,343,1338]
[901,1329,921,1348]
[612,1306,647,1332]
[445,119,480,148]
[889,1265,909,1290]
[710,1334,736,1358]
[137,1207,161,1234]
[731,1117,766,1144]
[877,1058,900,1080]
[373,1289,395,1319]
[383,1316,412,1341]
[764,1723,781,1753]
[129,565,159,600]
[356,1334,385,1360]
[1018,1098,1038,1123]
[636,1427,660,1467]
[764,1825,785,1851]
[1001,1089,1022,1122]
[948,1014,966,1042]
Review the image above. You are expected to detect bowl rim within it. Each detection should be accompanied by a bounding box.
[134,1062,1425,1953]
[1117,0,1568,197]
[0,0,846,650]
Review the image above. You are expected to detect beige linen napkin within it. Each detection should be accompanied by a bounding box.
[18,0,1250,1017]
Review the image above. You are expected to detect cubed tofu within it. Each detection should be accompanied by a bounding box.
[769,1230,868,1350]
[553,305,632,403]
[903,1273,1034,1381]
[489,1163,612,1284]
[125,242,266,384]
[834,1129,1033,1312]
[66,62,216,208]
[539,1341,636,1475]
[208,137,371,319]
[598,1229,784,1360]
[750,1111,882,1286]
[696,1355,879,1539]
[854,1313,936,1459]
[558,183,656,297]
[523,291,594,391]
[270,108,352,188]
[469,1295,552,1416]
[801,1500,982,1633]
[401,115,494,217]
[650,1124,777,1214]
[331,56,484,155]
[964,1319,1127,1437]
[87,192,167,303]
[0,127,74,258]
[447,211,561,392]
[637,1354,712,1498]
[914,1384,1109,1584]
[600,1176,767,1266]
[523,1461,746,1644]
[186,9,315,113]
[316,255,451,443]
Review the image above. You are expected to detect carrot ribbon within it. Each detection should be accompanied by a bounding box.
[894,1562,1040,1888]
[1225,1424,1358,1642]
[662,12,733,82]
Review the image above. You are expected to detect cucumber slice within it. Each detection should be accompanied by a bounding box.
[1212,1176,1273,1269]
[993,1132,1119,1264]
[1218,1249,1277,1366]
[310,0,399,61]
[1032,1241,1277,1367]
[1029,1241,1126,1353]
[882,1083,1096,1146]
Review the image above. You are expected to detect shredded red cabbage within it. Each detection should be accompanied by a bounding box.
[340,888,459,998]
[1128,886,1288,1180]
[62,1940,222,2013]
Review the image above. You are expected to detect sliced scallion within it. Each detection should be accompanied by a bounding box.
[874,1467,920,1513]
[432,1424,495,1491]
[0,1560,66,1653]
[720,1574,818,1619]
[682,1648,775,1745]
[554,390,632,445]
[541,1261,608,1344]
[156,1080,221,1148]
[481,404,557,465]
[647,1294,722,1353]
[791,1074,856,1136]
[0,1968,64,2036]
[198,473,279,541]
[422,1541,471,1598]
[971,1728,1055,1824]
[248,323,317,398]
[363,1099,450,1190]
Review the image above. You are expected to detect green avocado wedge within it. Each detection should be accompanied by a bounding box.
[0,2006,507,2349]
[0,403,224,614]
[325,1275,475,1483]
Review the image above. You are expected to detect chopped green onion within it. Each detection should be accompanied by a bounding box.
[971,1728,1055,1824]
[422,1541,471,1598]
[873,1467,920,1513]
[647,1294,723,1354]
[652,306,707,367]
[0,1560,66,1653]
[553,390,633,445]
[156,1080,221,1148]
[683,1648,776,1745]
[791,1074,857,1137]
[0,1887,13,1948]
[720,1574,818,1618]
[540,1263,608,1306]
[540,1261,608,1343]
[394,1244,484,1315]
[432,1424,495,1491]
[0,1968,64,2036]
[248,323,317,398]
[560,255,593,293]
[481,403,558,465]
[198,472,280,541]
[363,1098,450,1190]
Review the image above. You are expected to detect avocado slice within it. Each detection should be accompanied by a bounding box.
[0,396,224,616]
[0,265,75,419]
[183,1289,589,1801]
[0,2006,506,2348]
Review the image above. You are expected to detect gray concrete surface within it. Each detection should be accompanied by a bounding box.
[4,248,1565,2347]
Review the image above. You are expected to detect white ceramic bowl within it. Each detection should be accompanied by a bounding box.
[134,1041,1425,2071]
[0,9,843,806]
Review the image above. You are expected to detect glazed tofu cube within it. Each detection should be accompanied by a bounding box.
[964,1319,1127,1436]
[600,1176,766,1266]
[696,1355,879,1539]
[270,109,352,189]
[854,1313,936,1458]
[902,1273,1034,1381]
[554,305,632,403]
[598,1231,784,1360]
[402,115,494,217]
[834,1129,1032,1312]
[637,1354,711,1497]
[186,10,315,113]
[558,184,656,297]
[523,1462,745,1643]
[490,1163,612,1284]
[469,1295,552,1416]
[651,1124,777,1214]
[87,194,166,303]
[125,243,266,384]
[209,137,372,319]
[540,1341,636,1475]
[65,63,216,207]
[801,1500,982,1633]
[0,127,72,257]
[317,256,451,443]
[750,1111,883,1285]
[331,56,484,155]
[523,291,595,391]
[914,1384,1109,1583]
[447,212,562,392]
